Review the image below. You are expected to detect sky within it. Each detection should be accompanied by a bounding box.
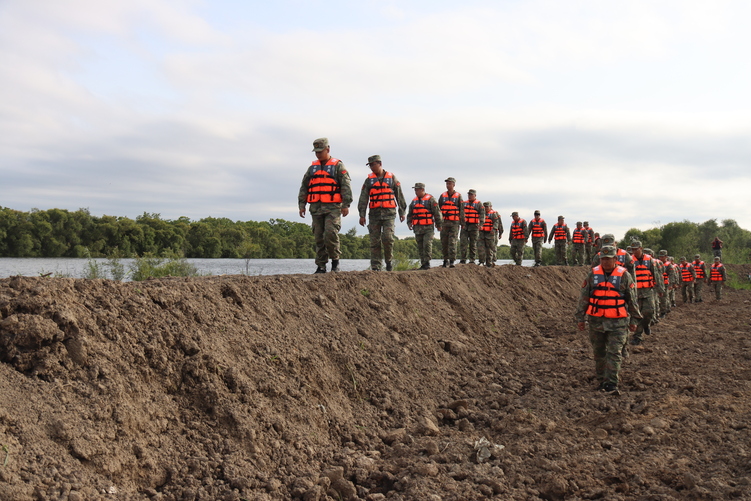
[2,0,751,242]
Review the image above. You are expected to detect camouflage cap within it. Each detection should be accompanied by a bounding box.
[468,188,476,194]
[483,201,492,207]
[600,246,617,258]
[644,248,653,255]
[658,249,668,256]
[583,221,589,225]
[576,221,582,225]
[714,256,721,261]
[366,155,381,164]
[511,211,519,217]
[631,240,642,248]
[445,177,456,183]
[412,182,425,190]
[534,210,540,215]
[601,234,615,244]
[680,256,687,261]
[694,254,701,259]
[312,137,329,152]
[558,215,565,220]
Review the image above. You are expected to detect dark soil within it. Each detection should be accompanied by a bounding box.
[1,264,750,500]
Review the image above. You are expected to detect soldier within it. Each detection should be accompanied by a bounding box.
[707,256,727,300]
[583,221,595,263]
[458,189,485,264]
[357,155,407,271]
[668,257,679,307]
[678,256,696,304]
[508,211,528,266]
[548,216,571,265]
[711,236,724,258]
[572,221,587,266]
[576,245,642,396]
[593,232,602,253]
[479,201,501,267]
[438,177,464,268]
[692,254,707,302]
[657,250,678,317]
[592,234,634,274]
[629,241,664,345]
[298,137,352,274]
[407,183,443,270]
[528,210,548,267]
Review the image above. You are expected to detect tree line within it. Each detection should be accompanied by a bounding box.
[1,207,748,263]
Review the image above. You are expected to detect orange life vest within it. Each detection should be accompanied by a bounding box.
[632,254,656,289]
[439,192,461,221]
[306,158,343,204]
[586,266,629,318]
[583,226,593,244]
[693,260,706,279]
[366,172,397,209]
[510,219,526,240]
[710,263,724,282]
[464,200,482,224]
[572,229,586,244]
[410,195,434,226]
[529,218,546,238]
[679,263,694,282]
[553,223,568,241]
[481,210,497,232]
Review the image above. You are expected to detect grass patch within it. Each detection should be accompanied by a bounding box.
[130,254,201,281]
[727,270,751,290]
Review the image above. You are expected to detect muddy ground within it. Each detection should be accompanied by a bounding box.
[0,264,750,501]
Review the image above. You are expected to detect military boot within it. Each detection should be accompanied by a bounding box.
[385,261,393,272]
[331,260,340,272]
[314,266,326,274]
[449,260,455,268]
[442,260,449,268]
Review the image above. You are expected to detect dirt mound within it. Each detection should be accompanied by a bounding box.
[1,265,750,500]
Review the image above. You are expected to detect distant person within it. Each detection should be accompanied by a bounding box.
[572,221,587,266]
[548,216,571,265]
[707,256,727,300]
[657,250,678,317]
[357,155,407,271]
[407,183,443,270]
[458,189,485,264]
[576,245,642,396]
[629,241,664,346]
[668,256,679,307]
[528,210,548,267]
[438,177,464,268]
[479,201,501,267]
[583,221,595,263]
[692,254,707,302]
[593,232,602,253]
[678,256,696,304]
[711,237,724,258]
[298,137,352,274]
[508,212,528,266]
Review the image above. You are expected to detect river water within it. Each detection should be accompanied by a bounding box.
[0,258,532,280]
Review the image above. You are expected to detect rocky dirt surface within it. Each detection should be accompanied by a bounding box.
[0,264,750,501]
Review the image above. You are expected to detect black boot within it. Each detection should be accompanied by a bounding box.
[385,261,393,271]
[331,260,340,272]
[442,260,449,268]
[314,266,326,274]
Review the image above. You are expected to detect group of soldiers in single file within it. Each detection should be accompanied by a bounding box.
[298,137,601,272]
[577,233,729,396]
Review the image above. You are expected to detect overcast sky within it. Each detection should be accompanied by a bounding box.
[2,0,750,242]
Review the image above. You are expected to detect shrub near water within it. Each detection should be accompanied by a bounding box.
[129,254,201,281]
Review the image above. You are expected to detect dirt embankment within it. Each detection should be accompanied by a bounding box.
[0,265,750,501]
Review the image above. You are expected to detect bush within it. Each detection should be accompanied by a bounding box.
[130,255,201,281]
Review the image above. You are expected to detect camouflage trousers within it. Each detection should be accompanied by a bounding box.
[588,320,629,386]
[659,288,672,314]
[311,210,341,267]
[693,280,704,302]
[368,218,395,270]
[668,287,676,307]
[709,281,724,300]
[585,243,594,264]
[478,231,497,265]
[459,224,480,262]
[632,293,655,342]
[440,221,461,261]
[713,249,722,259]
[510,239,525,265]
[572,243,585,266]
[414,225,435,266]
[681,282,694,303]
[554,241,568,265]
[531,238,544,265]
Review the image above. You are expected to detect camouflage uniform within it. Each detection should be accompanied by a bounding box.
[591,234,635,275]
[459,190,485,263]
[691,255,707,302]
[298,138,353,271]
[357,157,407,271]
[528,212,548,266]
[678,259,696,304]
[657,250,678,316]
[478,202,502,266]
[438,178,465,267]
[548,218,571,265]
[629,243,664,345]
[572,222,587,266]
[711,238,723,259]
[575,247,642,389]
[508,212,528,266]
[707,258,727,300]
[667,258,679,307]
[407,184,443,269]
[583,222,595,264]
